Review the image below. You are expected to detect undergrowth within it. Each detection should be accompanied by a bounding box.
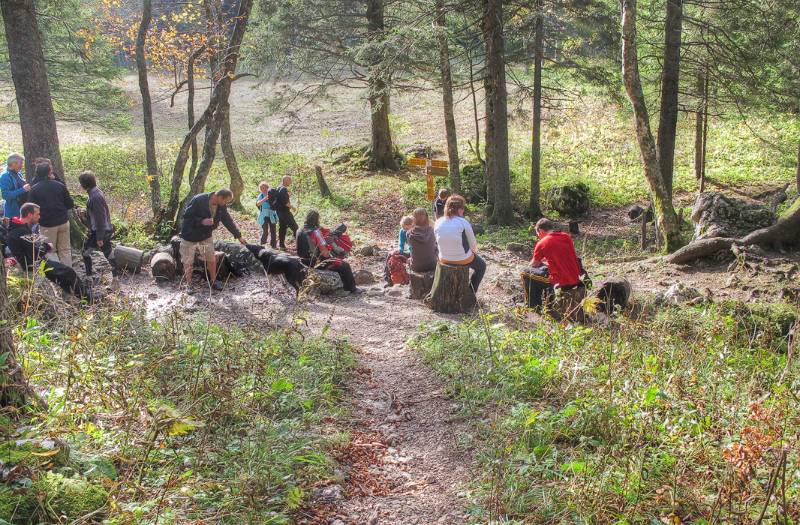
[411,301,800,524]
[3,295,354,524]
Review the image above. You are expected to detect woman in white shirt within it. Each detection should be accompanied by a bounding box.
[433,194,487,292]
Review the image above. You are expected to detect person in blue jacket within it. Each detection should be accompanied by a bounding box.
[0,153,30,219]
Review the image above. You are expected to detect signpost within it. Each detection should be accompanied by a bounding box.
[409,156,449,201]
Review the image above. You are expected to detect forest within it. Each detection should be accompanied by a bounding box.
[0,0,798,523]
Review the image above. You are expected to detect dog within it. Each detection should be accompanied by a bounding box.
[245,244,307,293]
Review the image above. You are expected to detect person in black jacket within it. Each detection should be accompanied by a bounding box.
[78,171,119,284]
[28,160,75,265]
[274,175,298,251]
[179,189,246,290]
[6,203,88,300]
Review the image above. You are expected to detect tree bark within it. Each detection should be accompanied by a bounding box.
[0,254,32,407]
[467,51,483,165]
[529,3,544,219]
[187,46,203,191]
[136,0,162,218]
[220,108,244,209]
[483,71,496,214]
[796,139,800,194]
[656,0,683,202]
[693,68,705,182]
[621,0,681,252]
[366,0,399,171]
[1,0,64,180]
[315,165,332,198]
[436,0,461,193]
[424,263,477,313]
[482,0,513,225]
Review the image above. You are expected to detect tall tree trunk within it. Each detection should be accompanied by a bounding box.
[1,0,64,180]
[656,0,683,202]
[621,0,681,252]
[187,46,202,190]
[436,0,461,193]
[220,108,244,209]
[484,72,496,214]
[529,3,544,219]
[482,0,513,225]
[795,139,800,194]
[468,51,483,165]
[693,70,704,181]
[366,0,398,171]
[177,0,254,221]
[0,256,32,408]
[136,0,162,218]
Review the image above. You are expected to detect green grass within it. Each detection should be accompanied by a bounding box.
[410,301,800,524]
[7,304,355,524]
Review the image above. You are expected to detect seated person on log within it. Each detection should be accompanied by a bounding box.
[6,203,89,301]
[433,195,486,292]
[407,207,437,273]
[384,215,413,286]
[297,209,361,294]
[180,188,245,291]
[527,218,585,321]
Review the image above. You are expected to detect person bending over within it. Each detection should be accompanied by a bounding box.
[407,207,437,273]
[6,203,88,300]
[274,175,298,251]
[180,188,245,291]
[433,195,486,292]
[297,209,361,294]
[29,160,74,265]
[78,171,120,286]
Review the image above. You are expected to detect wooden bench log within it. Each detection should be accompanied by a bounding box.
[409,269,435,300]
[113,245,144,274]
[150,252,176,281]
[424,263,476,314]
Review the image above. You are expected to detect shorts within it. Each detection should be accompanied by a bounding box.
[180,238,215,264]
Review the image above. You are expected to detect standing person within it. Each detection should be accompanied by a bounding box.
[431,188,449,220]
[1,153,30,219]
[78,171,119,286]
[6,203,88,300]
[529,217,585,321]
[296,209,361,294]
[28,160,74,265]
[274,175,298,251]
[407,207,437,273]
[433,195,486,292]
[180,188,246,291]
[255,181,278,248]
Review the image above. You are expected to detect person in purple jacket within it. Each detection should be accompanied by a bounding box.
[78,171,119,285]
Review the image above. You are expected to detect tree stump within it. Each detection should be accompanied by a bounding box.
[113,245,144,274]
[424,263,476,313]
[150,252,176,281]
[409,269,435,300]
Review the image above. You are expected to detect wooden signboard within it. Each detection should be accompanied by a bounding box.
[408,156,448,201]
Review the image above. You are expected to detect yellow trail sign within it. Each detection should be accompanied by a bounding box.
[408,156,449,201]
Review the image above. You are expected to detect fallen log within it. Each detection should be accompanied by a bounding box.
[665,237,735,265]
[150,252,176,281]
[114,245,144,274]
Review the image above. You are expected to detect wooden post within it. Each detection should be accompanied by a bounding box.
[424,263,477,313]
[315,165,332,198]
[640,214,648,250]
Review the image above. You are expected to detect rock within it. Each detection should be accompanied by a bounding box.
[690,192,776,240]
[506,242,531,259]
[358,244,381,257]
[545,182,591,217]
[658,283,703,305]
[354,269,376,285]
[313,484,345,503]
[304,269,343,295]
[387,287,403,297]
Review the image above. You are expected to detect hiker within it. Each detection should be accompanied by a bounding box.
[431,188,449,220]
[256,181,278,248]
[79,171,120,285]
[6,203,88,300]
[297,209,361,294]
[434,195,486,292]
[384,215,413,286]
[407,207,437,273]
[274,175,298,251]
[1,153,29,219]
[28,160,74,265]
[180,188,245,291]
[527,217,585,321]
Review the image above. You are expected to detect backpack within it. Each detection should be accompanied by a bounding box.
[296,228,315,264]
[267,188,279,209]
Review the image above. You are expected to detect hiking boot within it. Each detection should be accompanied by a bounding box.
[211,280,224,291]
[351,287,364,295]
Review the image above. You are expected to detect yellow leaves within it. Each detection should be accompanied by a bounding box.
[153,404,205,438]
[582,296,601,316]
[30,449,60,457]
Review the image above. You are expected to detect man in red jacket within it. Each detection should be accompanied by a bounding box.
[529,218,585,320]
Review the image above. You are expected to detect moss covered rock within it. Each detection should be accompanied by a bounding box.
[31,472,108,522]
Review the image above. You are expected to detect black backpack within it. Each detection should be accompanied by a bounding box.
[267,187,279,209]
[296,228,316,265]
